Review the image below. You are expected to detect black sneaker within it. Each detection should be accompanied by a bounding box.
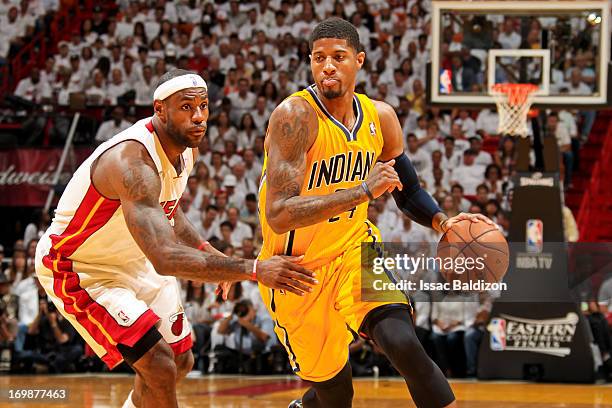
[288,400,303,408]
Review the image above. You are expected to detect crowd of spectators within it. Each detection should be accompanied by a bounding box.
[0,0,601,378]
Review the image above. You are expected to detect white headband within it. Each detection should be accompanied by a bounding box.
[153,74,208,101]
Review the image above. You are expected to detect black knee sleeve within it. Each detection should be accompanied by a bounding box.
[117,326,163,366]
[303,362,354,408]
[362,305,455,408]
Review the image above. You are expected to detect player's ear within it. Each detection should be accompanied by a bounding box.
[153,100,166,122]
[356,51,365,69]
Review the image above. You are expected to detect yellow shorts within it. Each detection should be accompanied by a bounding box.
[259,224,409,382]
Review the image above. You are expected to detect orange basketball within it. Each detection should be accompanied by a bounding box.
[436,219,509,286]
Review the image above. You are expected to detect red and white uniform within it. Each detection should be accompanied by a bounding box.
[35,117,194,369]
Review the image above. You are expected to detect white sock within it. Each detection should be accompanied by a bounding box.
[122,390,136,408]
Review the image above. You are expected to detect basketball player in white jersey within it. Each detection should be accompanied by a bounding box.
[34,69,316,408]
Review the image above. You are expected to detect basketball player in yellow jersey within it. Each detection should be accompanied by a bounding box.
[259,19,494,408]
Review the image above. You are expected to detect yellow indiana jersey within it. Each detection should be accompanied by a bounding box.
[259,85,384,269]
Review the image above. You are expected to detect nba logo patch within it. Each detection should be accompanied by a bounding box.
[439,69,453,94]
[526,219,543,253]
[190,75,198,86]
[488,318,506,351]
[369,122,376,136]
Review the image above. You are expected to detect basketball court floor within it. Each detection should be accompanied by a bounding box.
[1,374,611,407]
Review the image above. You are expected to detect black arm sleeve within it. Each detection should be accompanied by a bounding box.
[391,153,442,229]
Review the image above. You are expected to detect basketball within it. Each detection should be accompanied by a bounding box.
[437,219,509,285]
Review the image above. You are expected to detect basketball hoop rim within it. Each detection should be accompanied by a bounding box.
[490,83,539,106]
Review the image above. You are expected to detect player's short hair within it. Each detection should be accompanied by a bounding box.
[309,17,361,52]
[155,69,197,89]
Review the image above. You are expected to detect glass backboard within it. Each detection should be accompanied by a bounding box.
[429,1,610,108]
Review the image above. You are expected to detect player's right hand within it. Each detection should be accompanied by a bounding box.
[365,160,403,198]
[256,255,318,296]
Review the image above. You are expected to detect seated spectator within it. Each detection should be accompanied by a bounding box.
[484,164,504,201]
[494,136,518,175]
[431,292,468,377]
[469,135,493,167]
[0,283,17,372]
[232,162,256,203]
[4,247,27,287]
[241,193,259,228]
[14,68,51,104]
[243,148,263,181]
[135,65,156,105]
[94,106,132,144]
[216,299,277,374]
[454,109,477,138]
[0,6,25,59]
[184,281,213,371]
[218,221,234,249]
[440,194,460,218]
[107,68,129,105]
[484,199,501,223]
[450,184,471,212]
[441,137,462,173]
[85,70,108,105]
[196,205,221,241]
[210,151,231,183]
[194,162,218,197]
[449,123,470,152]
[236,113,258,152]
[209,111,237,152]
[390,216,435,253]
[450,150,486,195]
[464,294,491,377]
[229,78,257,120]
[224,207,253,248]
[498,19,521,49]
[450,55,476,92]
[56,69,78,106]
[475,109,500,137]
[405,133,432,175]
[0,272,18,322]
[407,78,426,115]
[223,139,243,169]
[413,115,435,151]
[239,238,257,260]
[426,166,451,198]
[474,184,490,210]
[18,285,82,374]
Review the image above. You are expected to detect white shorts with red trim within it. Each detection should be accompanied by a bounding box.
[35,235,193,369]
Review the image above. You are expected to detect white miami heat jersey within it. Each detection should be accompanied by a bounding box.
[40,117,194,268]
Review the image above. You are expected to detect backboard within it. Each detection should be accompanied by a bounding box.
[429,1,611,108]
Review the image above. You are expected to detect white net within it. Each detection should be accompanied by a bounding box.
[490,84,539,138]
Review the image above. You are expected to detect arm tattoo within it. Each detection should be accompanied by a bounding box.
[118,156,252,282]
[266,101,367,231]
[120,161,153,202]
[173,206,204,248]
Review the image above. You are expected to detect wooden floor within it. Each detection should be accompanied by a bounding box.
[1,374,612,407]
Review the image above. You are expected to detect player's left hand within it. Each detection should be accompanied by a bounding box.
[444,212,494,232]
[215,281,232,300]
